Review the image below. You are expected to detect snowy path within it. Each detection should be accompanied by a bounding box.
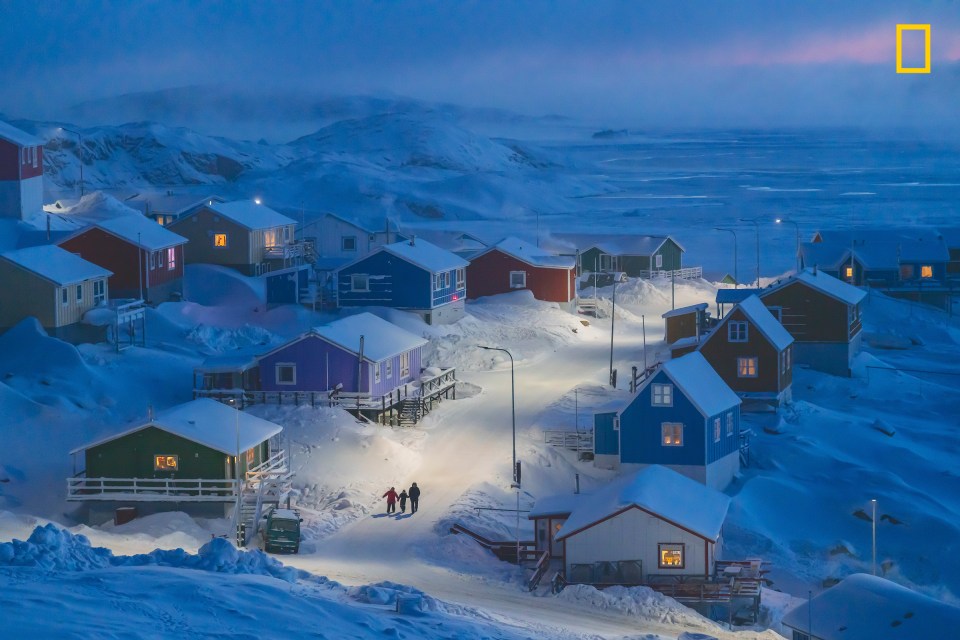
[283,321,771,639]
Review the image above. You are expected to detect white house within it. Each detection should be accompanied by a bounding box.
[542,465,730,584]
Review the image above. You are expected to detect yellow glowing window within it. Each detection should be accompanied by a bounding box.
[658,543,685,569]
[845,266,854,279]
[154,455,179,471]
[738,357,758,378]
[921,265,933,278]
[213,233,228,248]
[661,423,683,446]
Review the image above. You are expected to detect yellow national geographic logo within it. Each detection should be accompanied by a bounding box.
[896,24,931,73]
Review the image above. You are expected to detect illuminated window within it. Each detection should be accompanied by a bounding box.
[728,321,748,342]
[726,412,734,436]
[651,384,673,407]
[658,543,685,568]
[400,351,410,377]
[713,417,721,443]
[844,266,854,280]
[738,357,758,378]
[276,363,296,385]
[351,274,369,292]
[167,247,177,270]
[342,236,357,251]
[661,423,683,446]
[154,455,179,471]
[510,271,526,288]
[921,265,933,278]
[213,233,228,248]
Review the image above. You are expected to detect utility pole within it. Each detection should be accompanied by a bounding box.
[871,498,878,576]
[609,281,617,386]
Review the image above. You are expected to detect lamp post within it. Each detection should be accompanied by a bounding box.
[740,217,761,288]
[871,498,877,576]
[714,227,739,287]
[776,218,801,272]
[59,127,84,197]
[228,397,243,546]
[477,345,519,564]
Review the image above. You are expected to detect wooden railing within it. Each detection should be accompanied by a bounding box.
[527,549,551,591]
[636,267,703,280]
[449,523,536,564]
[67,476,238,501]
[543,429,594,452]
[245,449,289,483]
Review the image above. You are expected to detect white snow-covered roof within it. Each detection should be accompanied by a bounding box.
[71,398,282,455]
[662,302,708,319]
[381,238,469,273]
[528,492,585,518]
[781,573,960,640]
[206,201,296,230]
[729,295,794,351]
[0,120,41,147]
[555,233,685,256]
[0,245,112,286]
[669,336,700,350]
[269,509,301,521]
[312,312,427,362]
[649,352,740,417]
[763,268,866,306]
[555,465,730,542]
[480,237,576,269]
[90,215,188,250]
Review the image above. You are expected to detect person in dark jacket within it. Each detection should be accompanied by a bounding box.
[398,489,409,513]
[383,487,398,514]
[408,482,420,514]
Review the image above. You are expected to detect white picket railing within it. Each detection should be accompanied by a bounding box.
[66,476,239,501]
[543,429,594,452]
[637,267,703,280]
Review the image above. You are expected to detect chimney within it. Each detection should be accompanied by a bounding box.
[409,234,415,247]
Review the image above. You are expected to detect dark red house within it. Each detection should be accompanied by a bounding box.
[467,237,577,310]
[697,294,794,407]
[0,120,44,221]
[59,215,188,303]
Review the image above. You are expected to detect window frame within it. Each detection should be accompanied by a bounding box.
[341,235,357,252]
[737,356,759,378]
[350,273,370,292]
[167,247,177,270]
[374,361,381,384]
[213,232,228,249]
[657,543,685,569]
[726,412,734,437]
[844,265,854,280]
[444,271,451,288]
[61,287,68,305]
[921,265,933,278]
[651,383,673,407]
[767,306,783,322]
[655,253,663,269]
[509,270,527,289]
[456,268,465,289]
[661,422,683,447]
[76,284,83,302]
[93,279,106,305]
[385,358,393,379]
[434,273,443,291]
[400,351,410,377]
[154,454,179,471]
[728,321,748,342]
[713,417,721,443]
[275,362,297,386]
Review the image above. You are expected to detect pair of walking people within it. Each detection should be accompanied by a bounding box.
[382,482,420,515]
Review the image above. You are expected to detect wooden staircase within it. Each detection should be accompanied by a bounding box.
[398,397,424,427]
[235,449,293,546]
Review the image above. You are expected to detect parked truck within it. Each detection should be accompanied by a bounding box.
[260,507,302,553]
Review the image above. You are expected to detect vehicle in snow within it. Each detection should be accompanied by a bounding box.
[260,507,302,553]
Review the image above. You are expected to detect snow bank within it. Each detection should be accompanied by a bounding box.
[557,583,715,630]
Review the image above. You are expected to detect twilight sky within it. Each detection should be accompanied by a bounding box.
[2,1,958,129]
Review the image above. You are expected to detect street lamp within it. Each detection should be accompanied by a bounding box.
[228,396,243,545]
[776,218,801,273]
[714,228,738,288]
[477,345,520,564]
[740,217,762,288]
[58,126,84,198]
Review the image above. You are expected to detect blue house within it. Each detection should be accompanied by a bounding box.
[256,312,427,397]
[336,237,468,325]
[594,352,742,491]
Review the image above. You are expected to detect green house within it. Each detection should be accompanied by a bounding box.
[68,398,283,504]
[577,235,685,277]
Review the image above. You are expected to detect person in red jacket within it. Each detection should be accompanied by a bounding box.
[383,487,399,514]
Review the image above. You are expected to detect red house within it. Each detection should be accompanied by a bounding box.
[0,120,44,221]
[467,237,577,310]
[59,215,188,303]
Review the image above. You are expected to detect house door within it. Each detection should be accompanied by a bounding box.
[549,518,566,559]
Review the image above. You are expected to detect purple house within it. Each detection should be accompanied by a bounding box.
[257,312,427,397]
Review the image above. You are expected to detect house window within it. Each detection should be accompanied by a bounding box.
[76,284,83,301]
[400,351,410,377]
[61,288,68,305]
[767,306,783,322]
[713,417,721,443]
[246,448,255,465]
[651,383,673,407]
[510,271,526,288]
[275,363,297,385]
[612,417,620,431]
[167,247,177,270]
[661,423,683,446]
[31,146,38,168]
[213,233,228,248]
[154,455,179,471]
[900,264,915,280]
[444,271,451,287]
[93,280,106,305]
[456,268,465,289]
[921,265,933,278]
[385,359,393,379]
[655,254,663,268]
[374,362,381,383]
[844,265,854,280]
[726,412,734,436]
[351,274,370,292]
[658,543,685,568]
[599,254,613,271]
[728,321,748,342]
[21,148,27,164]
[434,274,443,291]
[785,347,791,371]
[342,236,357,251]
[738,357,758,378]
